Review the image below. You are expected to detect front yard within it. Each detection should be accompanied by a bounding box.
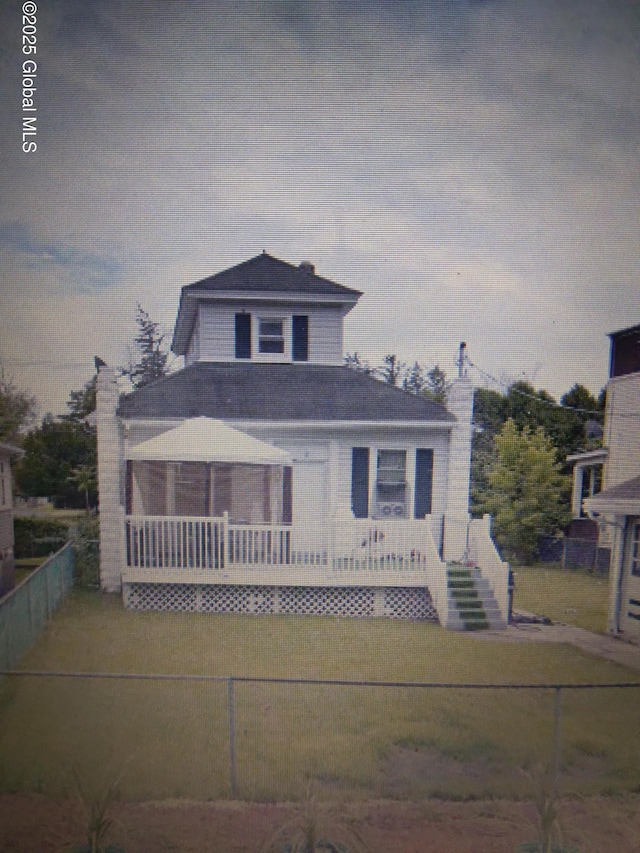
[0,587,636,804]
[514,563,609,633]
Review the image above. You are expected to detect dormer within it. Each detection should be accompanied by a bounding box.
[172,253,362,367]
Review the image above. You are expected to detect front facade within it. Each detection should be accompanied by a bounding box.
[97,253,508,628]
[584,324,640,638]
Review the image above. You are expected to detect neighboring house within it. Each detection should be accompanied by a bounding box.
[583,323,640,638]
[0,442,25,596]
[96,252,508,628]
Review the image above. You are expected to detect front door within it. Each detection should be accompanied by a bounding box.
[621,517,640,637]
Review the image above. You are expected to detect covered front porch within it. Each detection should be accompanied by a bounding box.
[120,417,509,628]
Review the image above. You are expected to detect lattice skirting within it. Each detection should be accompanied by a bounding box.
[123,582,439,621]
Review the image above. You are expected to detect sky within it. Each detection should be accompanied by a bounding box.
[1,0,638,417]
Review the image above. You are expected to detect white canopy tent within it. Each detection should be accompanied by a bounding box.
[126,418,292,522]
[126,417,291,465]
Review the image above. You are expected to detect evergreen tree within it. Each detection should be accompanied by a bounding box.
[423,364,449,404]
[122,304,169,389]
[402,361,425,395]
[379,354,406,386]
[63,375,97,422]
[344,352,374,374]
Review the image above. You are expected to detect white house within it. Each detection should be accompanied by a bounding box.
[96,252,508,629]
[583,323,640,639]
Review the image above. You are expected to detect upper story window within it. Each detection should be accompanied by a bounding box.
[234,312,309,362]
[258,319,285,354]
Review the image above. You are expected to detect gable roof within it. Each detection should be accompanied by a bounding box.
[117,363,456,425]
[172,253,362,354]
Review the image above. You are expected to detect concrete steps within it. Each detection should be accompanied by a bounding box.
[445,565,506,631]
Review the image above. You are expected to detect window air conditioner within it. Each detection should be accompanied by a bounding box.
[378,501,405,517]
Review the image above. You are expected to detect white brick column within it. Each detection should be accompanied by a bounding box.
[442,377,474,561]
[96,366,125,592]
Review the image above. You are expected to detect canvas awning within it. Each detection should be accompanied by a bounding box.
[126,417,291,465]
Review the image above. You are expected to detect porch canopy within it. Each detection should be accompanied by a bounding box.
[126,418,292,523]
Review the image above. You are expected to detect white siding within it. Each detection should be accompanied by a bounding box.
[197,303,236,361]
[239,423,452,550]
[186,301,344,364]
[307,306,344,365]
[603,372,640,490]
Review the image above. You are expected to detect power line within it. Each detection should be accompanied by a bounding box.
[465,357,610,417]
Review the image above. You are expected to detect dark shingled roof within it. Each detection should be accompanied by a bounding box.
[589,475,640,504]
[117,363,456,423]
[182,253,362,298]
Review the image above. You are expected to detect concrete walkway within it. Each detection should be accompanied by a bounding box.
[479,612,640,675]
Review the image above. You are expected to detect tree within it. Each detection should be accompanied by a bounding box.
[379,354,406,386]
[423,364,449,404]
[477,419,571,564]
[121,303,169,389]
[63,375,96,422]
[402,361,425,395]
[15,377,97,509]
[0,374,36,443]
[344,352,374,375]
[470,387,508,514]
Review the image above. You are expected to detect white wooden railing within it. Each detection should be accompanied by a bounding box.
[467,514,510,617]
[125,513,445,574]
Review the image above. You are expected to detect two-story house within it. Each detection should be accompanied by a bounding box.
[96,253,508,628]
[584,323,640,638]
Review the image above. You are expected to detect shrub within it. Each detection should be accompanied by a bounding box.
[73,513,100,589]
[13,516,69,558]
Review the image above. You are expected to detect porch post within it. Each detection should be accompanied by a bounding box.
[571,464,585,517]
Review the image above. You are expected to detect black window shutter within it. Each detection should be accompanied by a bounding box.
[292,315,309,361]
[235,313,251,359]
[351,447,369,519]
[414,448,434,518]
[282,467,293,524]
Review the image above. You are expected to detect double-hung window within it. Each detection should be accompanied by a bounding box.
[375,450,407,516]
[258,319,285,354]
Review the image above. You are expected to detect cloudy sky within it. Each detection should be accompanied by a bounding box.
[1,0,638,416]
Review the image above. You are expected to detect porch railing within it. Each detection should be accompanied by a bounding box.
[124,513,442,573]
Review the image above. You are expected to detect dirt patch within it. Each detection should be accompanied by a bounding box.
[379,744,518,799]
[1,793,640,853]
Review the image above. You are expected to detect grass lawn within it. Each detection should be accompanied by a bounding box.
[0,590,638,803]
[13,557,47,587]
[513,564,609,633]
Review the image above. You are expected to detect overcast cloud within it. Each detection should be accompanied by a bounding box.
[1,0,638,415]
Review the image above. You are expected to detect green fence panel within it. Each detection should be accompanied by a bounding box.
[0,543,74,669]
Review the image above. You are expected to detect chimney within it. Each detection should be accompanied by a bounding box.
[298,260,315,274]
